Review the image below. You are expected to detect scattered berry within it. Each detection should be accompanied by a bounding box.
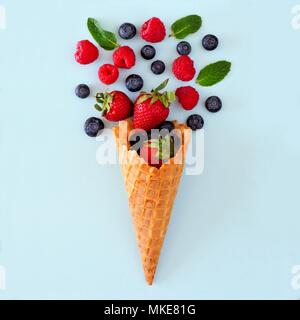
[133,79,174,131]
[175,86,200,110]
[84,117,104,137]
[158,121,175,133]
[205,96,222,113]
[126,74,144,92]
[141,45,156,60]
[118,23,137,40]
[140,17,166,43]
[172,56,196,81]
[187,114,204,131]
[177,41,192,55]
[75,40,99,65]
[75,84,90,99]
[202,34,219,51]
[113,46,136,69]
[98,64,119,85]
[95,91,133,122]
[151,60,166,75]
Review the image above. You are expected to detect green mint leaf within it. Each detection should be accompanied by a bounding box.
[170,15,202,39]
[196,61,232,87]
[87,18,119,50]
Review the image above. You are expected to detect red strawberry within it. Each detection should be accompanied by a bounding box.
[175,86,200,110]
[95,91,132,122]
[98,64,119,85]
[133,79,175,131]
[113,46,136,69]
[172,56,196,81]
[75,40,99,65]
[140,17,166,43]
[140,137,174,169]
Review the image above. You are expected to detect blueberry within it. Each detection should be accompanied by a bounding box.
[75,84,90,99]
[151,60,166,75]
[202,34,219,51]
[177,41,192,55]
[126,74,144,92]
[205,96,222,113]
[158,121,175,132]
[84,117,104,137]
[118,23,137,40]
[147,122,175,140]
[141,45,156,60]
[187,114,204,131]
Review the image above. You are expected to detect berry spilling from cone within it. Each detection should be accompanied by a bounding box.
[75,15,232,162]
[75,14,232,286]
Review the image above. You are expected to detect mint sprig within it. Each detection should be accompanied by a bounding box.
[87,18,119,50]
[196,61,232,87]
[170,15,202,39]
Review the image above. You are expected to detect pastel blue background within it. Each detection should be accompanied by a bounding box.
[0,0,300,300]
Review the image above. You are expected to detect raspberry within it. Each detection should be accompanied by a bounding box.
[175,86,200,110]
[140,17,166,43]
[172,56,196,81]
[75,40,99,65]
[113,46,136,69]
[98,64,119,85]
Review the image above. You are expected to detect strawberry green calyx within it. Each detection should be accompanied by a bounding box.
[137,79,175,108]
[95,92,113,113]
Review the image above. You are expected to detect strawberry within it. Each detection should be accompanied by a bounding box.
[133,79,175,131]
[140,136,175,169]
[95,91,133,122]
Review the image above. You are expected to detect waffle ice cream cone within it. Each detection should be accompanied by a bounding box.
[113,120,191,285]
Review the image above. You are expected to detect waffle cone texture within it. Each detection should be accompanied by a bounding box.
[113,120,191,285]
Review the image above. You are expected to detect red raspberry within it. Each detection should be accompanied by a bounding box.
[140,17,166,43]
[98,64,119,85]
[113,46,136,69]
[75,40,99,65]
[175,86,200,110]
[172,56,196,81]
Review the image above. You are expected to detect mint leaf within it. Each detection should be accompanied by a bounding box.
[170,15,202,39]
[87,18,119,50]
[196,61,232,87]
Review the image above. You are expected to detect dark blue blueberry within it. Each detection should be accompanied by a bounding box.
[118,23,137,40]
[84,117,104,137]
[202,34,219,51]
[177,41,192,55]
[158,121,175,133]
[75,84,90,99]
[141,45,156,60]
[151,60,166,75]
[187,114,204,131]
[205,96,222,113]
[126,74,144,92]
